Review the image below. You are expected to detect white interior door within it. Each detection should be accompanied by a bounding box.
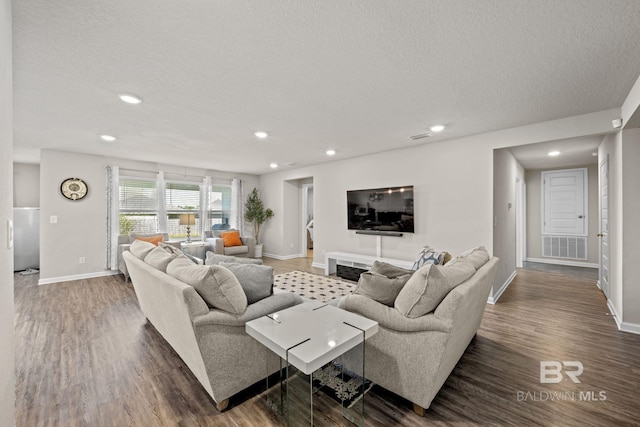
[599,158,609,297]
[542,168,587,235]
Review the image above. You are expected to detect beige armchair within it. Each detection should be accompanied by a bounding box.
[205,230,256,258]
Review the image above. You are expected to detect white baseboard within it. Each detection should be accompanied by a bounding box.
[487,270,516,304]
[596,279,602,289]
[620,321,640,335]
[263,252,305,261]
[526,257,599,269]
[312,262,325,270]
[38,270,119,286]
[606,299,640,335]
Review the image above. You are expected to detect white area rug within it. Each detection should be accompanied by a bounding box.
[274,271,357,302]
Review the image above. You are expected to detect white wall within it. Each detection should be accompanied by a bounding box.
[259,110,619,295]
[0,0,15,424]
[621,129,640,326]
[492,148,524,300]
[39,149,258,283]
[525,164,599,264]
[599,133,624,323]
[13,162,40,207]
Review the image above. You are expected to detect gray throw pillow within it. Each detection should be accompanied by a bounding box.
[370,260,415,279]
[205,252,263,266]
[354,271,412,306]
[129,239,156,260]
[167,257,247,314]
[394,261,476,318]
[219,262,274,304]
[144,246,178,272]
[446,246,490,270]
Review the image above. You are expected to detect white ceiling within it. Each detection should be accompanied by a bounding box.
[508,135,602,170]
[12,1,640,175]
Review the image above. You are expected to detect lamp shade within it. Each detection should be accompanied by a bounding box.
[179,213,196,226]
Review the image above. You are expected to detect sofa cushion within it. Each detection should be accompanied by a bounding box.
[167,256,248,314]
[129,239,156,260]
[144,246,178,272]
[354,271,411,306]
[370,260,415,279]
[224,245,249,256]
[394,261,476,318]
[220,230,243,247]
[220,262,274,304]
[206,252,262,265]
[447,246,490,270]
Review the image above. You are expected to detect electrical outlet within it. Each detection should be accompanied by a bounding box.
[79,257,86,264]
[50,215,58,224]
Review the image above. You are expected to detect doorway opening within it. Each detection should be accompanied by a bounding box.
[301,183,314,259]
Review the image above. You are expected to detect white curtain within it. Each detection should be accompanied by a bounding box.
[156,171,167,233]
[201,176,212,238]
[231,178,244,235]
[105,165,120,270]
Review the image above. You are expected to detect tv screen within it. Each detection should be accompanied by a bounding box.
[347,186,414,233]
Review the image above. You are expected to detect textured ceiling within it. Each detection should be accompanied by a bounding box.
[12,1,640,174]
[508,135,601,170]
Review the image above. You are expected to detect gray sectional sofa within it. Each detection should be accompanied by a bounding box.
[338,248,499,415]
[122,242,302,410]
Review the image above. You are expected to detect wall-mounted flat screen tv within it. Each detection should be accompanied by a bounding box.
[347,185,414,233]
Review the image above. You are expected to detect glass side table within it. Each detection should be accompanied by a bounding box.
[246,301,378,426]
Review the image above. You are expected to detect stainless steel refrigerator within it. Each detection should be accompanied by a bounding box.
[13,207,40,272]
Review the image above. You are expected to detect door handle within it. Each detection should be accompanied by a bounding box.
[597,233,604,237]
[578,215,584,219]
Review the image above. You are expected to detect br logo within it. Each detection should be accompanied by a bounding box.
[540,361,583,383]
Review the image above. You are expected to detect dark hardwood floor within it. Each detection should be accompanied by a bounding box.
[14,260,640,426]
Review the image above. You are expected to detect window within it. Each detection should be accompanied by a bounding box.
[116,171,236,240]
[165,182,201,239]
[119,178,159,235]
[209,185,232,231]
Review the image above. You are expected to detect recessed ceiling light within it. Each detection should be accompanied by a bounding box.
[592,152,598,157]
[255,131,268,139]
[548,151,560,156]
[100,135,116,142]
[326,149,336,156]
[118,94,142,104]
[269,163,278,169]
[429,125,445,133]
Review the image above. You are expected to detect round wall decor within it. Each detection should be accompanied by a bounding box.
[60,178,88,201]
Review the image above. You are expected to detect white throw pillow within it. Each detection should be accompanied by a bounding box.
[144,246,178,272]
[129,239,156,260]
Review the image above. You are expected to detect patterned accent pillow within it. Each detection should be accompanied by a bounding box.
[412,245,446,270]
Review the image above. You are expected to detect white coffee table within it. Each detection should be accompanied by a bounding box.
[246,300,378,426]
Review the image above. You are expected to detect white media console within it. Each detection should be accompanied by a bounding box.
[324,251,415,279]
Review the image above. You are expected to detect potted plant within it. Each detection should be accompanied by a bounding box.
[244,187,274,257]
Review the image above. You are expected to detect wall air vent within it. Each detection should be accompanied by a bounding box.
[542,235,587,260]
[409,133,432,141]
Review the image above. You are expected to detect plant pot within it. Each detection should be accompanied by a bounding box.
[254,244,263,258]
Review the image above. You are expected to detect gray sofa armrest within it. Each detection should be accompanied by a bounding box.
[340,294,451,333]
[240,236,256,257]
[118,243,132,279]
[192,292,303,327]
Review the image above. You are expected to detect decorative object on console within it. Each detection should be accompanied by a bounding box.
[244,187,274,257]
[60,177,88,201]
[179,213,196,243]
